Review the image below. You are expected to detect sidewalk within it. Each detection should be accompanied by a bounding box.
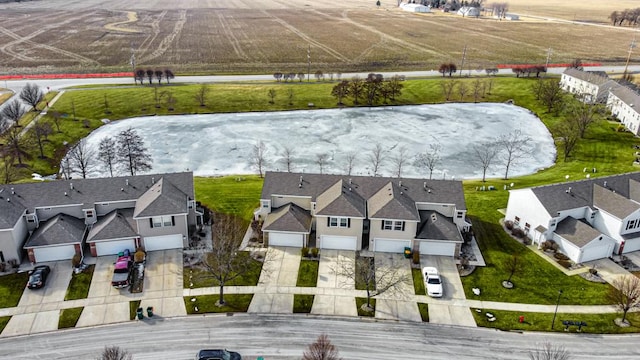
[19,90,65,137]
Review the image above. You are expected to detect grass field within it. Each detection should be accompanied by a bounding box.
[58,307,83,329]
[184,294,253,314]
[0,272,28,309]
[0,0,637,74]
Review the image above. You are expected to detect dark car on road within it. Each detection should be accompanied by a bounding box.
[27,265,51,289]
[196,349,242,360]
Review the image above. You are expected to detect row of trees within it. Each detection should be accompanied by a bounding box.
[273,71,343,82]
[330,73,404,106]
[249,130,532,181]
[61,127,152,179]
[609,9,640,26]
[134,68,175,85]
[439,77,495,102]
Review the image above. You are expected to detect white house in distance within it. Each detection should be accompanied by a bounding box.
[400,3,430,12]
[559,68,618,104]
[504,172,640,264]
[257,172,470,256]
[607,85,640,136]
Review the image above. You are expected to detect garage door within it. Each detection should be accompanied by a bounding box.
[95,239,136,256]
[581,243,614,263]
[622,238,640,254]
[419,241,456,256]
[320,235,358,250]
[33,245,76,262]
[268,232,304,247]
[144,234,184,251]
[373,238,411,253]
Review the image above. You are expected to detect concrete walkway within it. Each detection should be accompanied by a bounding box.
[18,90,65,137]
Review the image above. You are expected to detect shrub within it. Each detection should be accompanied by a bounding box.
[310,247,319,258]
[504,220,514,230]
[301,247,309,257]
[542,240,558,252]
[134,250,146,263]
[617,124,628,132]
[511,228,525,238]
[71,254,82,268]
[589,267,598,275]
[558,259,572,268]
[0,262,5,272]
[522,237,532,245]
[554,252,570,261]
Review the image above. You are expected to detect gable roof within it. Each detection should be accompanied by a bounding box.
[315,180,366,217]
[554,216,602,248]
[262,172,466,212]
[133,177,188,218]
[562,68,611,86]
[416,211,463,242]
[368,181,420,221]
[0,172,194,230]
[0,193,27,229]
[263,203,312,233]
[593,184,640,219]
[87,209,138,242]
[24,214,85,247]
[609,85,640,114]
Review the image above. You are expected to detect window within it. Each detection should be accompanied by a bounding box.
[456,211,464,219]
[188,200,195,209]
[514,216,520,226]
[261,201,269,208]
[626,219,640,231]
[328,217,350,228]
[86,210,94,217]
[151,216,174,228]
[383,220,405,231]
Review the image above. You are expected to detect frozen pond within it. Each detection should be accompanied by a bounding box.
[81,103,556,179]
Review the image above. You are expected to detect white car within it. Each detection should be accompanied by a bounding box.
[422,266,443,298]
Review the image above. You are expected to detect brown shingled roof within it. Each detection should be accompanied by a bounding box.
[263,203,312,233]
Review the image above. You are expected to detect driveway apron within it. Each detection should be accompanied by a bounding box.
[312,250,357,316]
[585,258,632,285]
[374,253,421,322]
[249,247,300,313]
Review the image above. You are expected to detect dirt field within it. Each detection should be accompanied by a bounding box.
[0,0,637,74]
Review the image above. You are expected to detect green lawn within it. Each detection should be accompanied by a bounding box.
[412,268,425,296]
[64,265,94,301]
[184,294,253,314]
[293,294,315,313]
[472,308,640,334]
[58,307,83,329]
[184,253,262,288]
[296,260,319,287]
[417,303,429,322]
[356,297,376,317]
[0,316,10,334]
[0,272,29,308]
[129,300,141,320]
[194,176,263,221]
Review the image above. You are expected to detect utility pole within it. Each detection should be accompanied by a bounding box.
[459,44,467,77]
[623,37,636,76]
[544,48,552,74]
[307,45,311,82]
[130,42,136,83]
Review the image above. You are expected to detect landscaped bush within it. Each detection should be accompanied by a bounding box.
[301,247,309,257]
[541,240,558,252]
[511,228,525,238]
[557,259,572,269]
[310,247,319,258]
[504,220,514,230]
[554,252,570,261]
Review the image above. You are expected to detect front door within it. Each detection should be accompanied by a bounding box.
[362,220,370,250]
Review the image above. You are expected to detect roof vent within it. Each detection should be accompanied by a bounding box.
[349,178,352,185]
[152,177,155,184]
[70,183,73,190]
[399,180,402,187]
[565,187,572,194]
[298,183,302,188]
[428,189,432,193]
[299,175,303,183]
[423,181,427,189]
[6,197,10,202]
[64,192,68,196]
[604,181,607,187]
[121,187,124,191]
[125,179,129,186]
[11,187,14,194]
[430,213,437,222]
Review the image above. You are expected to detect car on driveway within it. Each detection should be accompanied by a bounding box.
[27,265,51,289]
[422,266,443,298]
[196,349,242,360]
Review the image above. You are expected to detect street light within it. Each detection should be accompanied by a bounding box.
[551,289,563,329]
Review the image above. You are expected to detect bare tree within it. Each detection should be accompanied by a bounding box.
[458,82,468,101]
[332,80,350,105]
[273,72,283,82]
[0,148,17,184]
[497,130,532,180]
[349,76,364,105]
[472,79,482,102]
[529,343,571,360]
[333,253,410,311]
[98,136,117,177]
[2,126,29,165]
[163,90,176,111]
[364,73,384,106]
[250,140,268,178]
[438,63,450,77]
[287,88,295,105]
[414,143,441,180]
[199,213,262,306]
[567,100,601,138]
[554,120,579,161]
[302,334,342,360]
[194,84,210,107]
[297,72,305,82]
[607,275,640,324]
[135,69,146,85]
[441,79,457,101]
[267,89,276,104]
[145,69,154,84]
[472,142,499,182]
[154,69,163,84]
[540,80,565,114]
[97,346,132,360]
[503,253,521,287]
[314,70,324,81]
[280,145,295,172]
[116,127,152,176]
[31,121,53,159]
[391,146,409,178]
[344,151,357,176]
[1,99,26,126]
[50,110,62,132]
[164,69,175,84]
[19,83,44,111]
[316,153,329,174]
[67,138,96,179]
[367,143,385,176]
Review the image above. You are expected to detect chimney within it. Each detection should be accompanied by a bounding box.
[70,183,73,190]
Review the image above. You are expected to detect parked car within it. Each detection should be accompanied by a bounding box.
[27,265,51,289]
[112,250,133,289]
[196,349,242,360]
[422,266,443,298]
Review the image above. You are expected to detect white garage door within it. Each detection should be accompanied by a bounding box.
[320,235,358,250]
[95,239,136,256]
[268,232,304,247]
[419,241,456,256]
[622,238,640,254]
[33,245,76,263]
[373,238,411,253]
[144,234,184,251]
[581,243,614,263]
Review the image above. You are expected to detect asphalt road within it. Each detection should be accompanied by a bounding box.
[0,314,639,359]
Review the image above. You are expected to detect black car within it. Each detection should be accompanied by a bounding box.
[196,349,242,360]
[27,265,51,289]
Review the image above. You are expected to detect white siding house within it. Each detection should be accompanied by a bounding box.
[560,68,618,104]
[607,85,640,135]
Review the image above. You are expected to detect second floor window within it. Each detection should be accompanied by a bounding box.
[151,216,174,228]
[328,217,350,228]
[383,220,405,231]
[626,218,640,231]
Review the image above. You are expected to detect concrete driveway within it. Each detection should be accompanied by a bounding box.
[311,250,357,317]
[249,247,300,314]
[420,255,476,327]
[373,253,422,322]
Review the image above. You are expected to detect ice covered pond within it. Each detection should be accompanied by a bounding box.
[81,103,556,179]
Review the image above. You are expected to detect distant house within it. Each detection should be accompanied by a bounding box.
[457,6,480,17]
[401,3,431,13]
[504,173,640,264]
[504,13,519,20]
[559,68,618,104]
[257,172,470,256]
[0,172,201,263]
[607,85,640,135]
